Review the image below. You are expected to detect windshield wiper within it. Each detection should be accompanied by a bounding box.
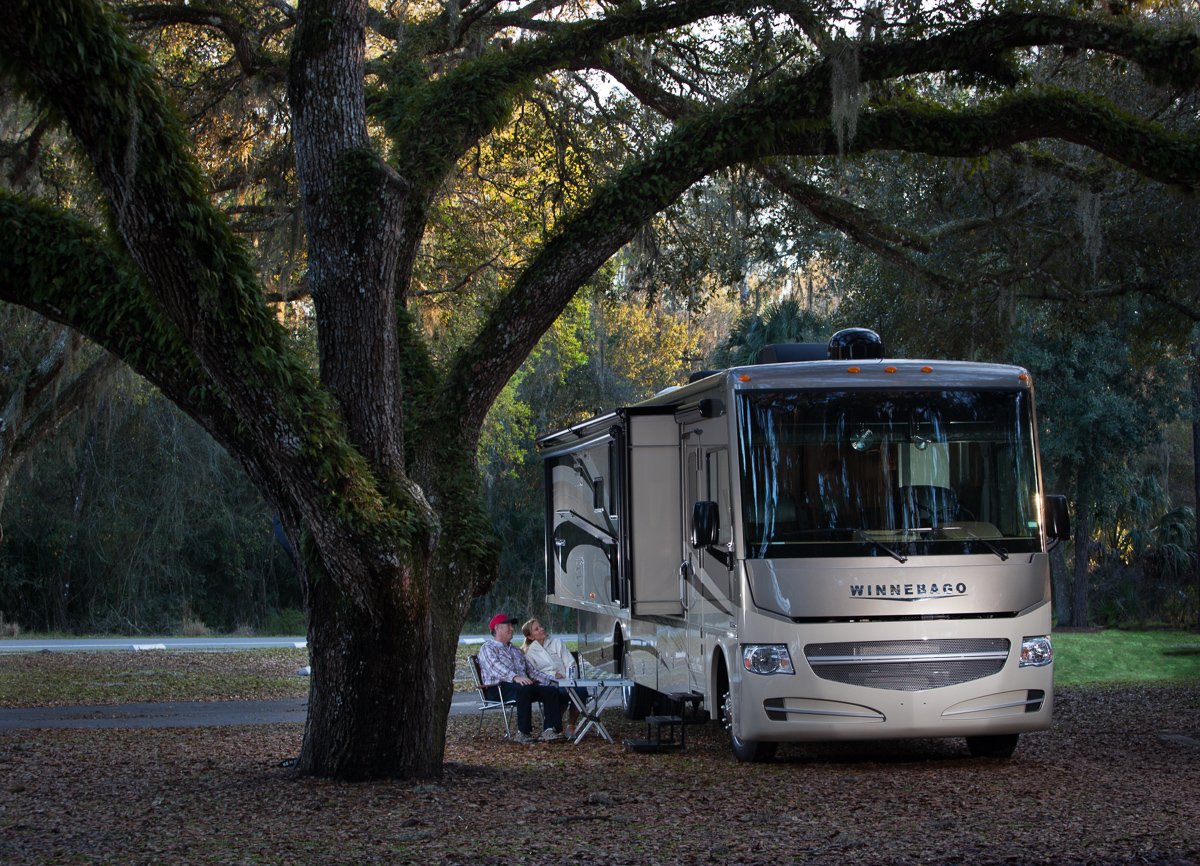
[960,527,1009,561]
[853,529,908,563]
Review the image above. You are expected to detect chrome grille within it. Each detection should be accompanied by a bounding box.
[804,638,1010,691]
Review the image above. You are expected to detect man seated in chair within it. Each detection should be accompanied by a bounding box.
[478,613,564,744]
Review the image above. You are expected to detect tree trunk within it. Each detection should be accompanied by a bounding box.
[1071,497,1092,628]
[1192,340,1200,630]
[298,554,443,780]
[284,0,446,780]
[52,449,88,630]
[1050,541,1071,627]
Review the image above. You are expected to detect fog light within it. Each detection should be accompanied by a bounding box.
[742,644,794,675]
[1020,636,1053,667]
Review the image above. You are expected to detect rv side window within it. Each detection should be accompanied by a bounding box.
[545,441,619,603]
[706,449,733,549]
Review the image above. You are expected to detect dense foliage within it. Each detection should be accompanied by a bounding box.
[0,385,301,635]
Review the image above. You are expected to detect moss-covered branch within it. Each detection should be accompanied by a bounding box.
[851,90,1200,189]
[753,163,969,295]
[0,194,218,416]
[2,0,282,386]
[375,0,763,196]
[0,1,430,610]
[122,2,291,81]
[873,11,1200,92]
[445,36,1200,431]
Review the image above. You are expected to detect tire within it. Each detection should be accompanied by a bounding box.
[966,733,1019,758]
[623,681,656,720]
[620,645,656,720]
[721,678,777,763]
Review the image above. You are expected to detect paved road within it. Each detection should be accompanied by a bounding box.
[0,693,483,730]
[0,637,311,653]
[0,635,572,653]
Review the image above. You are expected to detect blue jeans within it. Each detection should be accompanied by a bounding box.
[497,681,562,735]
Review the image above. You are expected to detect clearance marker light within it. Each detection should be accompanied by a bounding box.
[884,366,897,374]
[1019,372,1030,382]
[921,366,934,374]
[738,374,752,382]
[847,366,860,374]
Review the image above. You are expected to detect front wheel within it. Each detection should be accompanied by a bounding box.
[721,681,777,763]
[966,733,1019,758]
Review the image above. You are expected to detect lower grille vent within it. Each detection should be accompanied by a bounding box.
[804,638,1010,691]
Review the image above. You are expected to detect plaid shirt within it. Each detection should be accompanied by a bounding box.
[477,637,554,687]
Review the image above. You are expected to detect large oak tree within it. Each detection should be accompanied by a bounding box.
[1,0,1198,779]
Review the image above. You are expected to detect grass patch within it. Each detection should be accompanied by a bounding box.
[0,645,485,707]
[2,631,1195,709]
[1052,628,1200,686]
[0,649,312,707]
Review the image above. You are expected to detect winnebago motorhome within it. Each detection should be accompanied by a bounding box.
[538,328,1069,761]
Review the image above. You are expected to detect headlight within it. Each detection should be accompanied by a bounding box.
[742,644,794,675]
[1019,636,1053,667]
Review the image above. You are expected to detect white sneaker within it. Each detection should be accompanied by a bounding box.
[511,731,536,744]
[539,728,564,742]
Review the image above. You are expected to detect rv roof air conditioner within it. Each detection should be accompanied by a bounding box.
[828,327,884,360]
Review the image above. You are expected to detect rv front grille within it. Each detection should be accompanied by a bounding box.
[804,638,1010,691]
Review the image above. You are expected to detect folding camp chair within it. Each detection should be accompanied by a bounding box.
[469,653,515,736]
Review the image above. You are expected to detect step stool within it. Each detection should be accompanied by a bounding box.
[625,714,685,753]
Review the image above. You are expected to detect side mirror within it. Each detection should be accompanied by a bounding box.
[690,501,720,548]
[1044,495,1071,542]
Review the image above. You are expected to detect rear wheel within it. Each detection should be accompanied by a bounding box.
[720,676,777,763]
[966,733,1019,758]
[622,682,656,720]
[621,645,655,720]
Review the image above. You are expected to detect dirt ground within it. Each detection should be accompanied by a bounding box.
[1,683,1198,865]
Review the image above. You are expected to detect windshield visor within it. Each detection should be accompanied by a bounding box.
[737,388,1040,559]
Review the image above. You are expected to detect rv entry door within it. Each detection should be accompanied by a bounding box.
[683,429,733,698]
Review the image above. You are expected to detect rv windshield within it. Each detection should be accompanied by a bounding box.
[736,389,1041,559]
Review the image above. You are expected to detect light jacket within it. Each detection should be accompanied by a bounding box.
[524,635,574,680]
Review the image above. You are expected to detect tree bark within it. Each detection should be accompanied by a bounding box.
[299,556,441,779]
[1071,491,1092,628]
[1050,541,1071,627]
[1191,340,1200,630]
[283,0,451,780]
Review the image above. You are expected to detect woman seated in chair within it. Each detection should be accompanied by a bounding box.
[522,618,585,738]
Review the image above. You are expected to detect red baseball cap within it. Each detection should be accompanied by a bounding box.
[488,613,519,631]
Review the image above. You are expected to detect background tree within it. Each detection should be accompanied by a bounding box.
[3,0,1200,781]
[0,313,119,546]
[0,379,302,634]
[711,297,831,367]
[1014,311,1186,626]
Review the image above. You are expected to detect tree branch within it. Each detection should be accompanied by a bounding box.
[1,0,415,608]
[444,28,1200,433]
[122,3,288,80]
[753,163,968,295]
